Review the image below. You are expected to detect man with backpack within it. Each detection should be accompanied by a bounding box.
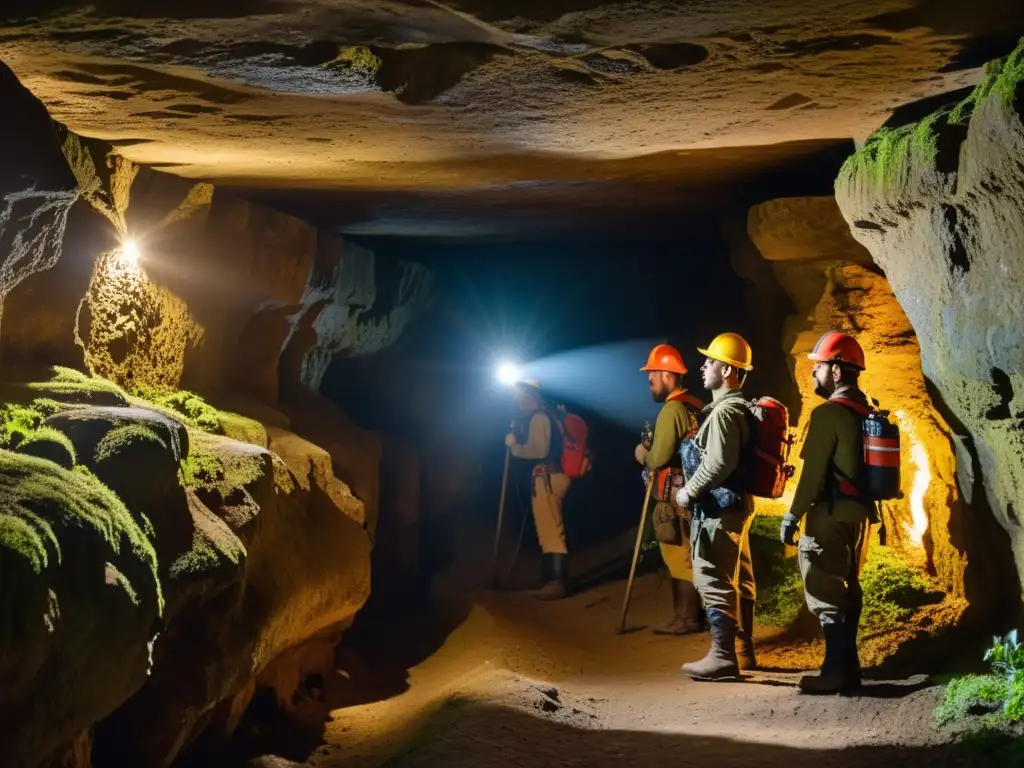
[780,331,876,695]
[674,332,759,680]
[634,343,705,635]
[506,379,573,600]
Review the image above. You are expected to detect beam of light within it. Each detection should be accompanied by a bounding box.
[516,338,679,429]
[495,360,522,386]
[122,240,140,265]
[894,410,930,547]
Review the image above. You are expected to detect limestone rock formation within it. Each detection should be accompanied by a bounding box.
[4,3,1018,235]
[835,41,1024,609]
[738,194,1006,616]
[0,61,429,768]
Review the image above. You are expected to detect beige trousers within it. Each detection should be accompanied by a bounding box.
[690,497,756,622]
[655,501,694,581]
[798,500,871,625]
[532,472,571,554]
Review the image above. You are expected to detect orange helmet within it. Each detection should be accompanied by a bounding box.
[640,344,687,375]
[808,331,865,370]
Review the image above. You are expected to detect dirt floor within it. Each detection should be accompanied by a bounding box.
[240,561,991,768]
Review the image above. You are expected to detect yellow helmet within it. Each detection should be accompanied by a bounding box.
[698,332,753,371]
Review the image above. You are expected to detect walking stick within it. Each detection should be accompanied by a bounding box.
[617,475,655,634]
[490,420,515,587]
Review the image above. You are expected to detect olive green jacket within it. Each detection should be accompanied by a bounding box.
[788,385,870,521]
[681,389,750,501]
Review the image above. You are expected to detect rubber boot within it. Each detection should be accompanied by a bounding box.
[533,553,567,600]
[799,622,849,694]
[845,583,863,690]
[653,578,703,635]
[736,597,757,670]
[681,608,740,681]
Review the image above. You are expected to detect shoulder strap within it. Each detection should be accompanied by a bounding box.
[830,396,873,418]
[822,399,865,499]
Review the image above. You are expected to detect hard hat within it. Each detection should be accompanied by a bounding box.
[807,331,865,370]
[640,343,687,375]
[698,332,753,371]
[514,379,542,390]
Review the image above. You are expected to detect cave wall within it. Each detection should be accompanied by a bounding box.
[0,60,432,768]
[835,42,1024,614]
[731,194,1006,621]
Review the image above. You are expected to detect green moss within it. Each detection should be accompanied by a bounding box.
[860,545,943,629]
[27,365,127,400]
[749,515,806,628]
[218,411,267,448]
[131,386,266,447]
[0,402,46,450]
[935,675,1009,727]
[179,431,264,495]
[951,723,1024,763]
[94,423,168,464]
[333,46,381,74]
[950,40,1024,124]
[838,114,941,189]
[0,449,163,641]
[840,37,1024,188]
[18,426,77,468]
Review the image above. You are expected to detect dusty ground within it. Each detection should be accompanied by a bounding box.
[240,566,985,768]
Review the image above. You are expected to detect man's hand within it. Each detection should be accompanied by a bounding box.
[674,487,692,510]
[504,433,517,448]
[780,513,800,546]
[634,443,649,465]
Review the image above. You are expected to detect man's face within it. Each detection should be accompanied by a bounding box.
[812,361,836,399]
[515,387,539,412]
[648,371,675,403]
[701,358,726,391]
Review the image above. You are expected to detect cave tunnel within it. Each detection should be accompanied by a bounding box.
[3,3,1024,768]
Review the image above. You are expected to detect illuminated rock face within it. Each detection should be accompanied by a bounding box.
[737,194,1009,615]
[0,63,428,768]
[836,43,1024,610]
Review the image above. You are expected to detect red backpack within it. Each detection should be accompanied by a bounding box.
[743,397,796,499]
[831,397,901,501]
[546,404,592,479]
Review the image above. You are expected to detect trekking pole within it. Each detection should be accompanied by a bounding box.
[617,475,655,634]
[490,420,515,587]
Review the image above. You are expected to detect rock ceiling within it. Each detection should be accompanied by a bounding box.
[3,1,1023,235]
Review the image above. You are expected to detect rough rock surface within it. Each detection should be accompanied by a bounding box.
[3,3,1023,234]
[738,194,1011,615]
[0,57,427,768]
[835,41,1024,607]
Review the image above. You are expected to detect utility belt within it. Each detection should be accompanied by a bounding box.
[532,464,560,495]
[655,467,685,503]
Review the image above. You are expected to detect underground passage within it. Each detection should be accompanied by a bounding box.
[3,2,1024,767]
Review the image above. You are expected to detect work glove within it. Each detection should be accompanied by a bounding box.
[780,513,800,546]
[634,443,649,465]
[674,487,692,510]
[504,433,517,448]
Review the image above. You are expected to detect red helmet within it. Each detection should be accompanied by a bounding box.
[808,331,865,370]
[640,343,687,375]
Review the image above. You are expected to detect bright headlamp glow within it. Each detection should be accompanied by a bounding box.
[496,360,522,386]
[122,240,140,265]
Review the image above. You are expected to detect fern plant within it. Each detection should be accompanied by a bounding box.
[984,630,1024,721]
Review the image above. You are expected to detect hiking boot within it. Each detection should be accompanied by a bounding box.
[799,622,855,694]
[736,597,757,671]
[533,553,567,601]
[653,578,703,635]
[681,608,740,681]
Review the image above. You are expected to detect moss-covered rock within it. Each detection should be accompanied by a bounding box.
[0,449,162,768]
[15,425,76,469]
[45,406,189,514]
[836,38,1024,610]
